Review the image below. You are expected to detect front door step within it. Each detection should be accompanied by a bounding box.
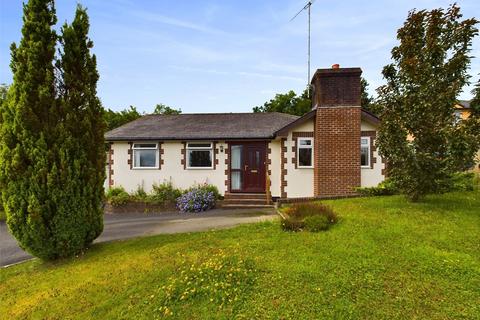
[222,192,272,208]
[221,204,274,209]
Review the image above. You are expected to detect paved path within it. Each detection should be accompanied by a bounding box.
[0,208,277,267]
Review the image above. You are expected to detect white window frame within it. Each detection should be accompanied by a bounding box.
[297,137,314,169]
[361,137,371,169]
[132,142,159,169]
[186,142,213,170]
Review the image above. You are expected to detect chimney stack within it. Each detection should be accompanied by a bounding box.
[311,67,362,196]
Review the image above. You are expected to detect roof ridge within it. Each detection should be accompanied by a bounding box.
[144,112,299,116]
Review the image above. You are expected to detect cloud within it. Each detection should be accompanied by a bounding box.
[132,10,227,36]
[169,65,305,83]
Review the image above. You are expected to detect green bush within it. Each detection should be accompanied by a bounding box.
[304,215,330,232]
[281,202,337,232]
[474,173,480,190]
[185,183,221,200]
[356,178,399,196]
[104,183,221,209]
[150,181,182,204]
[131,185,148,202]
[449,172,478,191]
[105,187,130,207]
[281,218,304,231]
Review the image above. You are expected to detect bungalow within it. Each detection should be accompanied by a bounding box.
[105,66,385,206]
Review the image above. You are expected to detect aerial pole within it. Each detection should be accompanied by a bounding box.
[290,0,316,97]
[308,3,311,95]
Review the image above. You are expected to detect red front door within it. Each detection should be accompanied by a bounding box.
[230,142,266,193]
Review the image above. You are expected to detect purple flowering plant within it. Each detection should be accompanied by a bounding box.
[176,186,217,213]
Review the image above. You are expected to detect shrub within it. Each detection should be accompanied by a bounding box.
[150,181,182,204]
[304,215,330,232]
[449,172,477,191]
[157,250,256,316]
[185,183,221,200]
[356,178,399,196]
[131,185,148,201]
[177,187,216,212]
[281,202,337,232]
[105,187,130,207]
[281,218,305,232]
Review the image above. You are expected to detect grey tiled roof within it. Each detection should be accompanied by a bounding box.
[105,112,300,141]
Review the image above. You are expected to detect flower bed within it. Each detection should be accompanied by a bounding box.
[105,183,220,214]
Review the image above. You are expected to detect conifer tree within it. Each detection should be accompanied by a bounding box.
[0,1,105,259]
[0,0,60,259]
[54,4,105,254]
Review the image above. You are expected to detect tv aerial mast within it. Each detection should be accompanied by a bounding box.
[290,0,316,96]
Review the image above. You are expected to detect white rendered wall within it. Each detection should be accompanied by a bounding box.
[268,140,282,197]
[283,119,315,198]
[361,120,385,187]
[110,141,228,194]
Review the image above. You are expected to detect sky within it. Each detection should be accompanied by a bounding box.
[1,0,479,113]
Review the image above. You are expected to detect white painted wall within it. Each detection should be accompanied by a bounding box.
[283,119,315,198]
[111,141,228,194]
[361,120,385,187]
[361,146,385,187]
[268,140,282,197]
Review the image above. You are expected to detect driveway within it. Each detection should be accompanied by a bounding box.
[0,208,277,267]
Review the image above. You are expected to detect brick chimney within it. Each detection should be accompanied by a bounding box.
[311,66,362,196]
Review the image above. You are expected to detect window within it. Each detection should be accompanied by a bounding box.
[187,142,213,169]
[361,137,370,168]
[298,138,313,168]
[133,143,158,168]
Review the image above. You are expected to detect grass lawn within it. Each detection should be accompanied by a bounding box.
[1,192,479,319]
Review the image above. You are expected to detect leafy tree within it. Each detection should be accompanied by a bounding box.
[376,4,479,201]
[104,103,181,131]
[464,80,480,167]
[153,103,181,115]
[361,78,380,115]
[470,80,480,116]
[253,89,311,116]
[53,4,105,257]
[104,106,141,131]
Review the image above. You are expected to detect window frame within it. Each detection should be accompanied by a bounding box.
[132,142,159,169]
[297,137,314,169]
[360,137,371,169]
[186,142,214,170]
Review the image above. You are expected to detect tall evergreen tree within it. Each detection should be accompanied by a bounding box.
[0,0,60,259]
[54,4,105,256]
[0,1,105,259]
[376,4,479,201]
